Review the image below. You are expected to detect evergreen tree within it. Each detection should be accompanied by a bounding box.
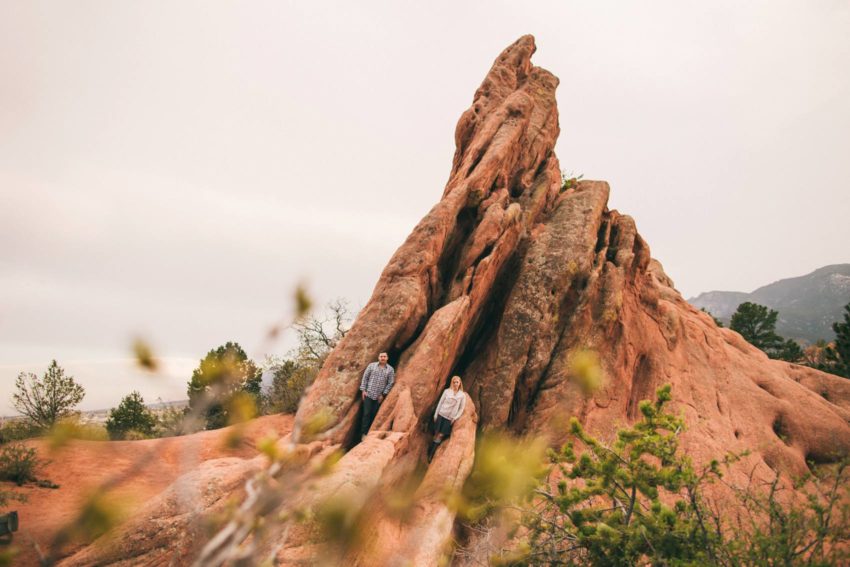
[523,385,723,565]
[187,342,262,429]
[820,303,850,378]
[775,338,805,363]
[105,391,157,440]
[729,302,804,361]
[730,302,783,353]
[266,358,315,414]
[521,385,850,565]
[12,360,85,430]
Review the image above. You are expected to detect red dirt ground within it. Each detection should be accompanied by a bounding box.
[1,414,293,565]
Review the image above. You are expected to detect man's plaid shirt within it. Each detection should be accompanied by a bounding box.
[359,362,395,400]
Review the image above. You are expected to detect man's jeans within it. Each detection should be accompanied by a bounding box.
[361,396,381,437]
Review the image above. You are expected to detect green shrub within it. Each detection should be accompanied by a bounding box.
[106,391,156,440]
[0,419,40,444]
[516,385,850,566]
[267,359,316,414]
[0,485,27,508]
[153,405,191,437]
[521,384,723,565]
[187,342,263,430]
[47,418,109,447]
[819,302,850,378]
[0,442,43,486]
[716,460,850,566]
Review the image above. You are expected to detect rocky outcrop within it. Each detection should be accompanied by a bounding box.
[12,415,294,567]
[59,457,265,567]
[294,35,561,450]
[45,35,850,566]
[286,34,850,564]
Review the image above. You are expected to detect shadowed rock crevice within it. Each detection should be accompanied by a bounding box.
[627,354,657,420]
[434,205,479,308]
[450,237,528,424]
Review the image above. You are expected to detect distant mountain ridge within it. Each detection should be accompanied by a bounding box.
[688,264,850,344]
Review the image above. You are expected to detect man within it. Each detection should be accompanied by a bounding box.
[359,352,395,439]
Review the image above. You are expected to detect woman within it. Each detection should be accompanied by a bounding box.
[428,375,466,463]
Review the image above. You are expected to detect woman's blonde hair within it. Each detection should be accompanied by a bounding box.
[450,375,464,392]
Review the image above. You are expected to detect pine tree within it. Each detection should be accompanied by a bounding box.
[729,302,805,360]
[730,302,783,353]
[775,338,805,363]
[187,342,262,429]
[106,391,157,440]
[820,303,850,378]
[521,385,850,565]
[524,385,724,565]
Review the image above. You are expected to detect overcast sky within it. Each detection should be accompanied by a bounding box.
[1,1,849,415]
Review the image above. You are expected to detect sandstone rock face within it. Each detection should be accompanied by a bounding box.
[47,35,850,566]
[287,33,850,564]
[294,34,561,448]
[60,457,266,567]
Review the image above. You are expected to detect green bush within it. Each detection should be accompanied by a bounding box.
[0,419,40,444]
[0,489,26,508]
[522,384,723,565]
[267,359,317,414]
[154,405,191,437]
[187,342,263,430]
[47,418,109,445]
[516,385,850,566]
[730,302,804,362]
[106,391,156,440]
[819,302,850,378]
[717,461,850,565]
[0,442,43,486]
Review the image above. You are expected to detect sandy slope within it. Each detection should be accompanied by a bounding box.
[2,414,293,565]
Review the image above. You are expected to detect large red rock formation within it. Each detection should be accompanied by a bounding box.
[294,34,561,448]
[286,34,850,565]
[40,35,850,566]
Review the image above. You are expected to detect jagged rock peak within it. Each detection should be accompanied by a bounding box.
[294,34,562,447]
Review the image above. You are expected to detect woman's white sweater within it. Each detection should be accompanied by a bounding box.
[434,388,466,421]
